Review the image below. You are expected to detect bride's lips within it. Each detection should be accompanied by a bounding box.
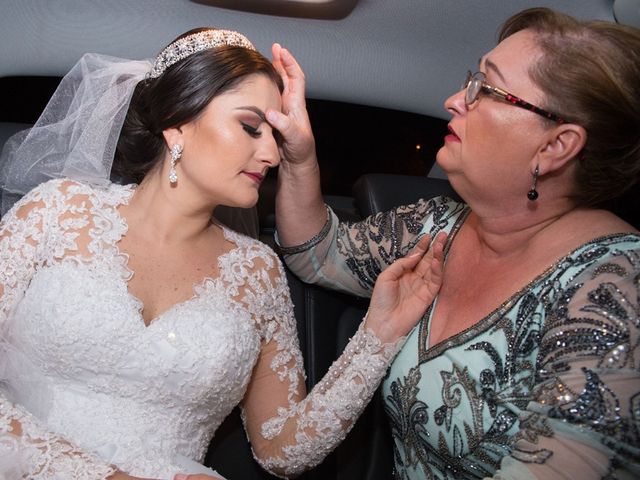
[444,124,460,142]
[242,171,265,184]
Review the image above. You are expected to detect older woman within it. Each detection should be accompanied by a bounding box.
[269,7,640,479]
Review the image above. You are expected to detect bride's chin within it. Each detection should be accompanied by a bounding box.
[222,195,259,210]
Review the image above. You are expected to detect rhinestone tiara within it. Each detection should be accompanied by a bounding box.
[148,29,256,79]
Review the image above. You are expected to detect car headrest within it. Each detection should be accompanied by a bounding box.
[352,173,459,217]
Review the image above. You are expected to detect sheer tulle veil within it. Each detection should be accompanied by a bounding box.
[0,53,152,216]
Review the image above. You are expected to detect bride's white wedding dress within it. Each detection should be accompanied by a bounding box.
[0,180,400,479]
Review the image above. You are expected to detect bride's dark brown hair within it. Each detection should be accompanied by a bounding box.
[113,28,283,184]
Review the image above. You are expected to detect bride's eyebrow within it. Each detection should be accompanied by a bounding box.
[235,106,266,122]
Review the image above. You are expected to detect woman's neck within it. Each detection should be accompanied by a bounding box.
[464,196,578,259]
[123,172,217,244]
[465,197,633,261]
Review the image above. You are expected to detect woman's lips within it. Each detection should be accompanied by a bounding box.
[243,171,264,184]
[444,124,460,142]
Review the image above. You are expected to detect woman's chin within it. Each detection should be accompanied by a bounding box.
[223,194,259,210]
[434,153,452,174]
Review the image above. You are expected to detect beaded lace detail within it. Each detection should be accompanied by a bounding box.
[0,179,401,478]
[0,398,117,479]
[257,322,404,476]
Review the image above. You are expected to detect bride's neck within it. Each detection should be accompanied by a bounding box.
[123,173,217,244]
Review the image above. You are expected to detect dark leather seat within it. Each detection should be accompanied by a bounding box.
[353,172,460,216]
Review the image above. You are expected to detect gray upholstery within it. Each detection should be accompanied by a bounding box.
[0,122,30,151]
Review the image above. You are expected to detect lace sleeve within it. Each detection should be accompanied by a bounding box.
[491,245,640,479]
[238,245,404,478]
[0,397,117,479]
[281,196,465,297]
[0,182,117,479]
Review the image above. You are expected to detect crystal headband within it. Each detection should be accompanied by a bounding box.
[148,29,256,79]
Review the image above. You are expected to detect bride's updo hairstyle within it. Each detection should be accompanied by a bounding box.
[113,27,283,184]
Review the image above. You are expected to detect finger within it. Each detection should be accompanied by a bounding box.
[407,234,431,258]
[280,47,304,82]
[415,232,447,283]
[427,232,447,284]
[432,231,447,263]
[279,47,307,101]
[380,249,422,282]
[410,235,434,278]
[271,43,289,89]
[266,108,292,136]
[271,43,283,69]
[385,233,433,280]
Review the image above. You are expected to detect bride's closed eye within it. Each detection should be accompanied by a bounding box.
[241,122,262,138]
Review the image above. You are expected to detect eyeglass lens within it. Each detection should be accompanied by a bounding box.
[464,71,481,105]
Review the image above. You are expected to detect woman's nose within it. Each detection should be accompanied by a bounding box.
[260,133,281,167]
[444,87,467,117]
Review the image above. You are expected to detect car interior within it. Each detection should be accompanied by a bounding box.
[1,1,639,479]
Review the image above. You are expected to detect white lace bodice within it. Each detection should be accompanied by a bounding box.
[0,180,400,479]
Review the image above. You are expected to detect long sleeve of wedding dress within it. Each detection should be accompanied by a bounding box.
[251,323,404,478]
[0,398,117,479]
[0,185,117,479]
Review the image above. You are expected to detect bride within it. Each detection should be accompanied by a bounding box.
[0,28,446,479]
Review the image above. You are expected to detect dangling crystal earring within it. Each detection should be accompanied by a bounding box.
[527,165,539,201]
[169,144,182,184]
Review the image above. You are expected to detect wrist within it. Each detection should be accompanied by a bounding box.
[363,310,403,345]
[107,472,142,480]
[357,319,407,363]
[278,154,320,178]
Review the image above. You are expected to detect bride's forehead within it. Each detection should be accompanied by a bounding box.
[207,76,281,110]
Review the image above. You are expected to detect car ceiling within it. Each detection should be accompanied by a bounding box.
[0,0,617,120]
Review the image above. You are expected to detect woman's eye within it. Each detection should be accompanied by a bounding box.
[241,122,262,138]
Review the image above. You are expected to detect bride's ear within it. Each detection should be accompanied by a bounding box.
[162,126,184,151]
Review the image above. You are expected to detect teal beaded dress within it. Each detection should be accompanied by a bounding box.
[281,196,640,479]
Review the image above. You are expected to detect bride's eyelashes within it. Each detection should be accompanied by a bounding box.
[241,122,262,138]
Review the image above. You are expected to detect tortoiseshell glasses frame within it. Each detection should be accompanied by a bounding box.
[464,71,565,124]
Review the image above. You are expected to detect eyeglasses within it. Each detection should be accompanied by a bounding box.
[463,71,564,124]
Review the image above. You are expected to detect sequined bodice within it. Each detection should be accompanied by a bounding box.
[386,212,640,479]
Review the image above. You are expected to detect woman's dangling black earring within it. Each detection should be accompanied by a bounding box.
[527,166,539,201]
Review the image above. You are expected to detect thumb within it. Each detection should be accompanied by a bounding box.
[266,109,291,134]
